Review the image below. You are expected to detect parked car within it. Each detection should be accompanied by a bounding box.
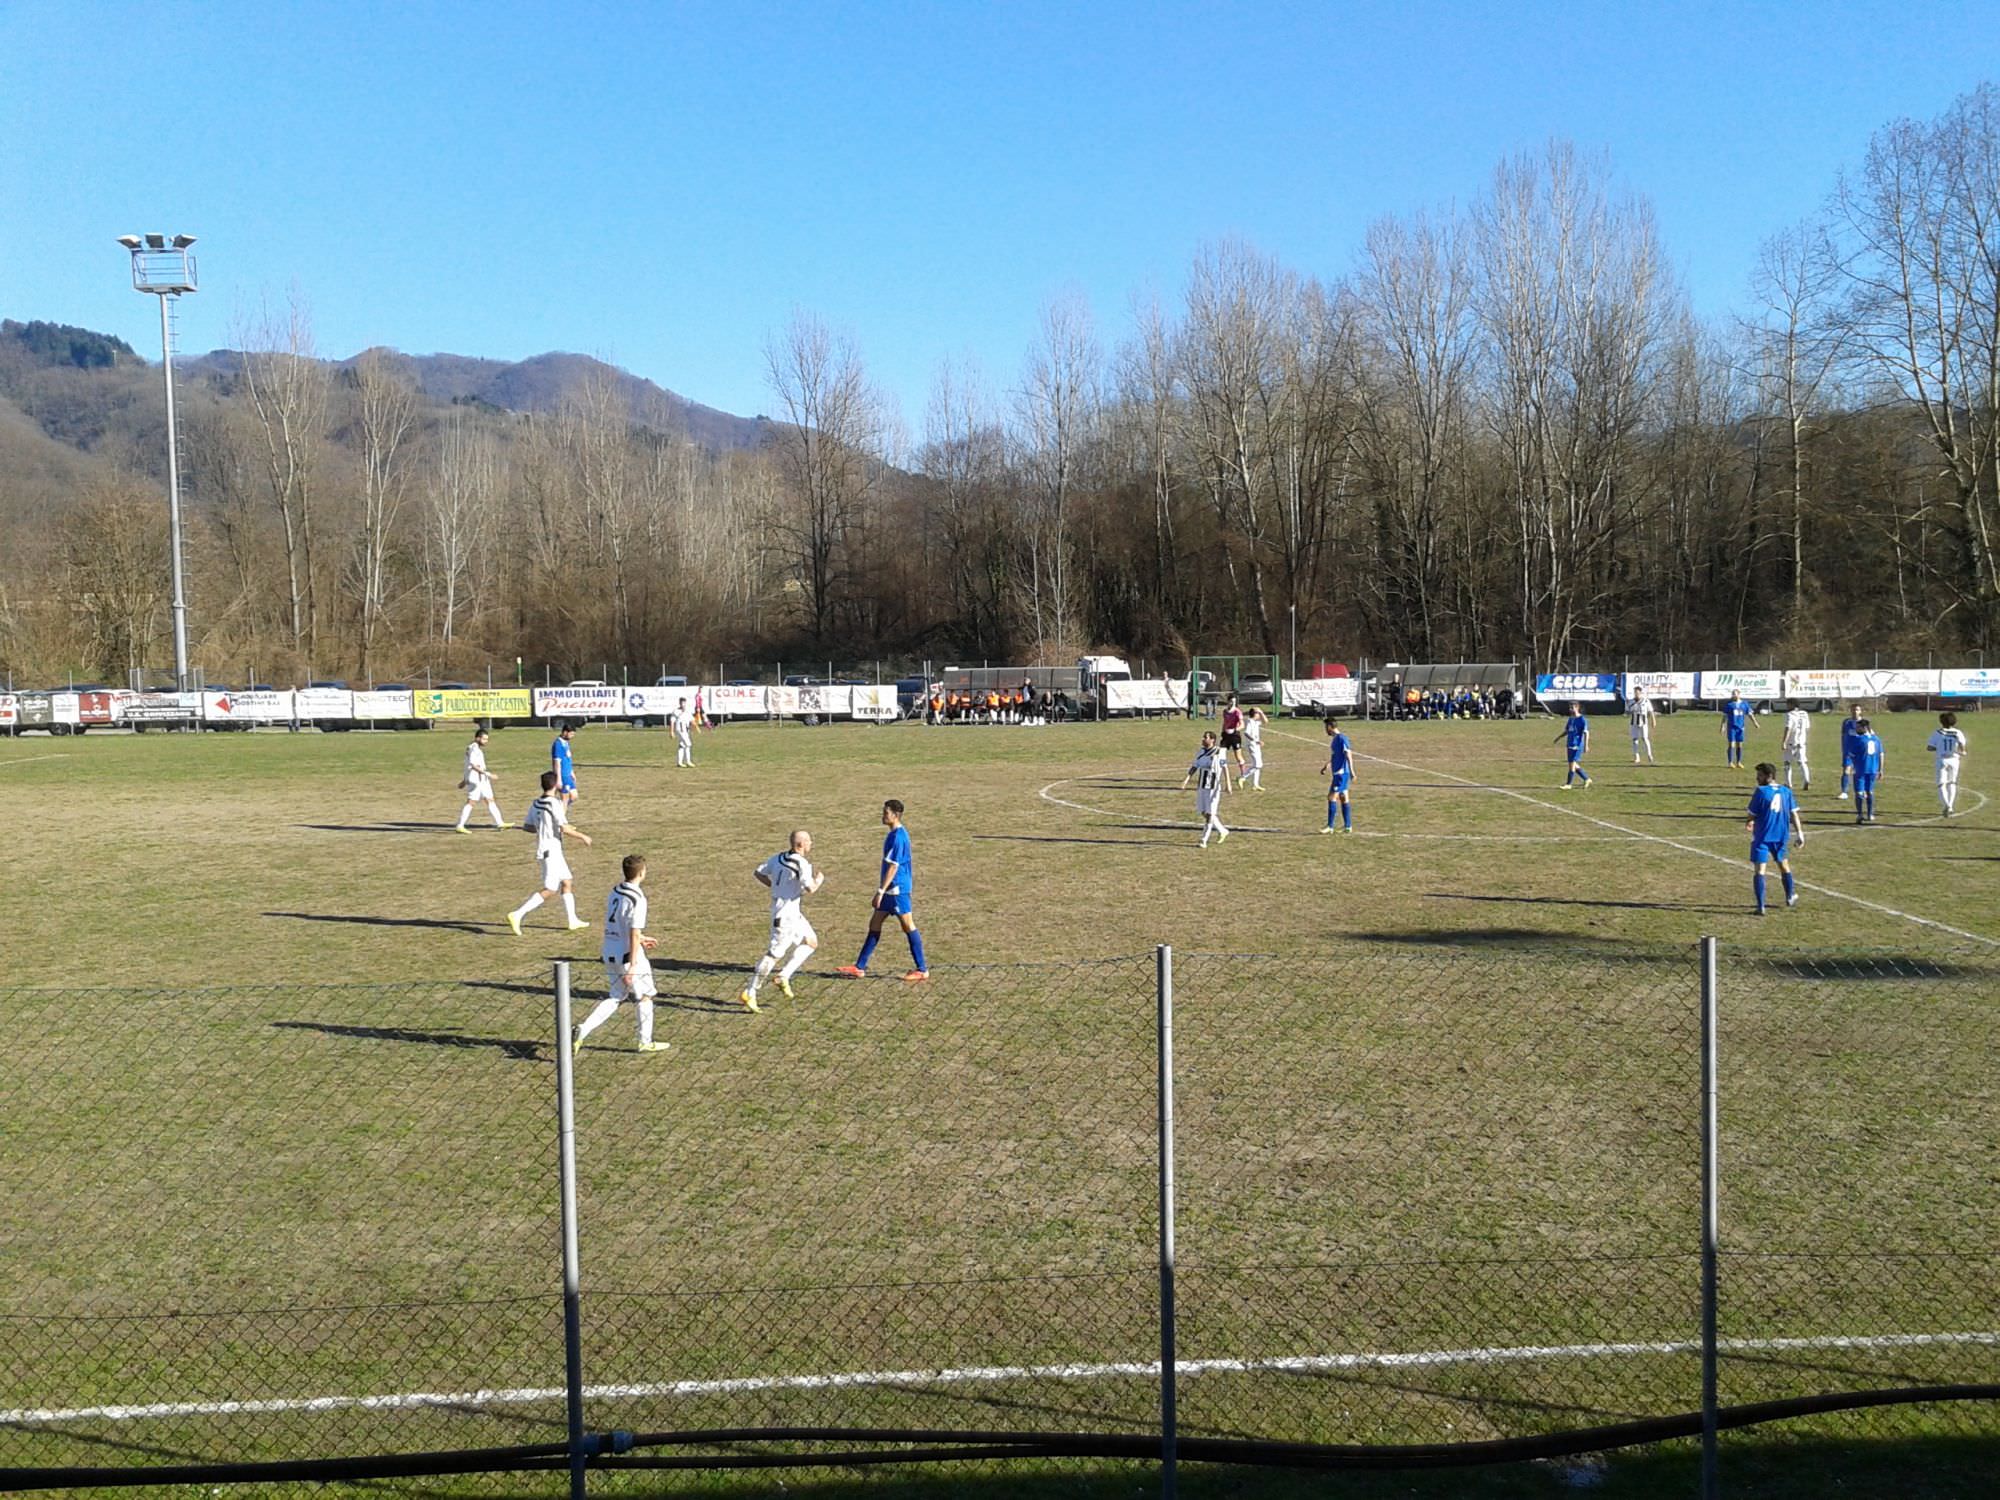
[568,679,606,688]
[1237,673,1275,705]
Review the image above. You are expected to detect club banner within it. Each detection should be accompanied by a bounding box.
[708,684,767,717]
[118,691,202,723]
[534,685,627,718]
[1941,667,2000,697]
[796,685,852,717]
[414,687,533,720]
[1696,670,1782,701]
[1535,672,1621,703]
[1624,671,1697,701]
[352,689,414,719]
[205,689,294,722]
[1108,679,1188,712]
[851,684,898,721]
[1280,679,1359,709]
[292,687,354,721]
[0,694,15,727]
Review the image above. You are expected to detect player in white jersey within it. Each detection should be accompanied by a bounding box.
[574,854,667,1054]
[1627,693,1656,764]
[1927,711,1969,816]
[455,728,505,830]
[507,771,594,934]
[1240,708,1269,790]
[740,830,825,1011]
[1181,731,1229,847]
[672,698,695,768]
[1781,701,1812,790]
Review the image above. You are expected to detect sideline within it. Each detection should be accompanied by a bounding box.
[0,753,73,769]
[1268,727,1997,948]
[7,1329,1995,1426]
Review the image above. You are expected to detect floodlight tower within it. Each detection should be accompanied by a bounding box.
[117,232,198,690]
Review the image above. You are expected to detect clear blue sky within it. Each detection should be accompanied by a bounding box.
[1,1,1986,430]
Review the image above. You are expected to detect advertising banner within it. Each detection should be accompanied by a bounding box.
[204,689,295,723]
[766,685,800,716]
[1624,671,1697,702]
[352,689,414,720]
[620,686,687,719]
[413,687,533,720]
[1534,672,1621,703]
[1696,670,1782,701]
[17,694,58,728]
[118,691,202,723]
[1279,679,1359,710]
[795,685,852,717]
[292,687,355,721]
[851,684,898,721]
[1941,667,2000,697]
[0,694,15,727]
[1108,680,1189,712]
[534,685,627,719]
[75,691,116,725]
[1781,668,1942,699]
[708,684,767,717]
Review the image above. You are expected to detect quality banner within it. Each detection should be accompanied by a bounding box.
[414,688,533,720]
[1624,672,1697,701]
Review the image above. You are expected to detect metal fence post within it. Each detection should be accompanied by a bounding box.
[1156,944,1178,1499]
[554,961,587,1500]
[1699,936,1720,1500]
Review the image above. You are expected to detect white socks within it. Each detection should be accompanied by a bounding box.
[748,955,777,996]
[576,997,618,1041]
[561,891,579,923]
[779,945,813,983]
[511,892,545,921]
[488,801,504,826]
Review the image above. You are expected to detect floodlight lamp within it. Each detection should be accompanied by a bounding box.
[117,234,142,250]
[172,234,196,248]
[145,233,165,249]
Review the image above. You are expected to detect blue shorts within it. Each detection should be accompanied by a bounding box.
[875,890,913,917]
[1727,729,1745,743]
[1330,769,1352,794]
[1750,841,1788,865]
[1853,773,1877,794]
[1566,742,1586,760]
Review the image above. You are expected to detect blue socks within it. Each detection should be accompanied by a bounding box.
[1782,870,1795,901]
[1341,801,1352,829]
[908,929,926,971]
[856,932,881,970]
[1754,874,1767,911]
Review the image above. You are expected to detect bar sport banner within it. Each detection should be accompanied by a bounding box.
[414,687,533,720]
[1782,668,1942,699]
[1624,671,1697,701]
[1534,672,1621,703]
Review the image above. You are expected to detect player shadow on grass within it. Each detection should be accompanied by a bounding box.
[271,1020,544,1061]
[265,910,497,935]
[976,833,1188,848]
[456,975,761,1017]
[293,821,461,833]
[1351,926,1658,950]
[1429,892,1745,916]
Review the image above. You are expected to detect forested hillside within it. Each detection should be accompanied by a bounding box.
[4,85,1996,685]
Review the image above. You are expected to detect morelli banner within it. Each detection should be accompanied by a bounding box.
[414,688,533,719]
[1696,670,1782,700]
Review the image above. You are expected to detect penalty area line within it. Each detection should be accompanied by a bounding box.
[6,1330,1995,1426]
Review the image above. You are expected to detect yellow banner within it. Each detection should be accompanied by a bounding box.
[413,687,534,719]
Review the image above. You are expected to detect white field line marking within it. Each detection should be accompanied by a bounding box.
[6,1330,1995,1426]
[0,753,72,769]
[1269,729,1999,948]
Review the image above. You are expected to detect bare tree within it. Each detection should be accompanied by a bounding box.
[1828,83,2000,644]
[351,352,418,678]
[764,311,885,645]
[921,357,1009,652]
[424,415,499,646]
[1015,296,1100,657]
[239,293,329,655]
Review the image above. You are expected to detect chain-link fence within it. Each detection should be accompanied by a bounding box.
[1,945,1993,1496]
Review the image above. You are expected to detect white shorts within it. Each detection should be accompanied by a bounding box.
[463,774,493,801]
[766,915,818,959]
[1629,724,1649,742]
[539,850,573,888]
[605,956,657,1001]
[1937,757,1962,783]
[1248,743,1264,769]
[1785,741,1807,758]
[1196,789,1221,816]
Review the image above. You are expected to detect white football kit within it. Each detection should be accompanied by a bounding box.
[526,794,572,886]
[1242,717,1265,786]
[673,708,694,766]
[462,741,493,800]
[1928,726,1969,813]
[1783,709,1811,786]
[599,880,657,1000]
[759,850,819,957]
[1627,696,1655,759]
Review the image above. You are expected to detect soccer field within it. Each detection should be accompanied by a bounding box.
[2,710,1995,1496]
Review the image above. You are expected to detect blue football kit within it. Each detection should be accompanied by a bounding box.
[1325,733,1354,828]
[1747,781,1800,913]
[853,821,926,976]
[551,735,576,793]
[1852,732,1883,821]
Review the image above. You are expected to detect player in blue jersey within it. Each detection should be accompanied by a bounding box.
[1851,718,1884,823]
[1721,691,1757,769]
[1836,702,1862,799]
[836,799,929,983]
[1745,763,1806,916]
[550,722,579,805]
[1554,702,1593,788]
[1318,716,1356,831]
